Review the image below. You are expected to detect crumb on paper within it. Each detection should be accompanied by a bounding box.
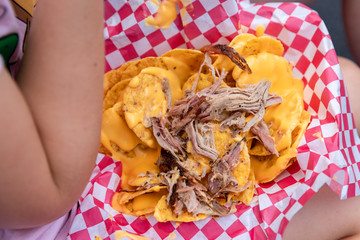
[151,0,160,6]
[164,232,176,240]
[115,230,150,240]
[313,132,323,141]
[256,25,264,37]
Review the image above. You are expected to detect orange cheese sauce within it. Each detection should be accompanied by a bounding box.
[145,0,178,29]
[313,132,324,141]
[145,0,192,29]
[118,146,160,190]
[101,107,141,152]
[235,52,304,96]
[112,188,166,215]
[115,231,149,240]
[256,25,264,37]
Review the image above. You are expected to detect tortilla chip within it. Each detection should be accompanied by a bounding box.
[240,36,284,57]
[112,186,167,216]
[291,110,311,148]
[212,33,256,73]
[103,79,131,111]
[154,196,207,222]
[127,173,161,187]
[232,144,251,188]
[231,170,255,204]
[122,69,169,148]
[248,89,304,156]
[162,49,205,74]
[251,147,298,184]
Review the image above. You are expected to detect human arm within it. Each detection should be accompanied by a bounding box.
[0,0,104,228]
[283,185,360,240]
[342,0,360,65]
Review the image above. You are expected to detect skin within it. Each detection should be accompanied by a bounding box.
[343,0,360,65]
[283,185,360,240]
[0,0,104,228]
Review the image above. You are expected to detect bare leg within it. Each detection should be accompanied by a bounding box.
[283,185,360,240]
[338,56,360,134]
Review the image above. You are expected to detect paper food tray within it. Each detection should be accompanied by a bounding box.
[67,1,360,239]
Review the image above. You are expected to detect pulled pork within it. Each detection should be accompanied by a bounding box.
[151,47,282,218]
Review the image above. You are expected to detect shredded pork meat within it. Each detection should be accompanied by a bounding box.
[149,46,282,218]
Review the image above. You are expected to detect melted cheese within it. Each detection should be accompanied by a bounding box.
[141,67,183,104]
[115,145,161,190]
[162,57,193,87]
[132,190,166,212]
[256,25,264,37]
[115,230,149,240]
[234,52,304,97]
[264,89,303,152]
[124,67,182,133]
[112,187,166,216]
[145,0,178,29]
[124,71,167,134]
[251,148,298,183]
[101,107,141,152]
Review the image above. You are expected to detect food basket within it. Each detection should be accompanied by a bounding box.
[67,0,360,239]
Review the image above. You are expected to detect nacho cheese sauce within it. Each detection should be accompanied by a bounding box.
[116,231,149,240]
[101,107,141,152]
[145,0,193,29]
[145,0,178,29]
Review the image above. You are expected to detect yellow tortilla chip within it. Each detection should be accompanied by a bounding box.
[127,172,161,187]
[113,186,167,216]
[251,147,298,184]
[182,73,214,93]
[232,144,251,188]
[233,52,297,95]
[248,89,304,156]
[212,33,256,73]
[103,79,131,111]
[154,196,207,222]
[105,56,192,98]
[162,49,205,74]
[103,62,132,97]
[231,170,255,205]
[291,110,311,148]
[122,69,169,148]
[240,36,284,57]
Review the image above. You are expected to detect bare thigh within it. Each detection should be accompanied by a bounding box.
[338,57,360,134]
[283,185,360,240]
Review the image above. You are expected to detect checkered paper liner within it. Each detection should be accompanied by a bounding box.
[67,1,360,239]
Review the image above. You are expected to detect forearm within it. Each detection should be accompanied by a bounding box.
[16,0,104,209]
[342,0,360,65]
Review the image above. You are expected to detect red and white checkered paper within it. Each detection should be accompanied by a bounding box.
[67,1,360,239]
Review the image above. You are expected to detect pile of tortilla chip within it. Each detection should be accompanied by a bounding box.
[99,32,310,222]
